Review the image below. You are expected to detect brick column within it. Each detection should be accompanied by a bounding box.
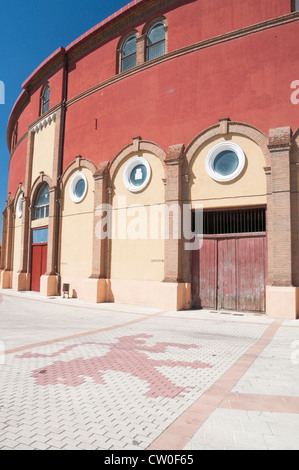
[90,162,110,279]
[162,144,192,310]
[266,127,298,319]
[40,186,58,296]
[19,195,29,274]
[268,127,292,286]
[0,208,7,271]
[12,192,29,291]
[136,35,146,66]
[163,144,184,283]
[45,186,57,276]
[1,200,14,288]
[84,162,110,303]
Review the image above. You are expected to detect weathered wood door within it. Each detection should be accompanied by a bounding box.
[192,234,267,312]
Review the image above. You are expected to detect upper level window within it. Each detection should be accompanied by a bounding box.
[292,0,299,10]
[121,36,137,72]
[40,83,50,115]
[34,183,49,220]
[146,23,166,61]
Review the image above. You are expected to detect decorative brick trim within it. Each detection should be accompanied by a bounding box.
[110,138,167,181]
[29,173,53,207]
[185,120,271,167]
[13,183,25,212]
[268,127,292,153]
[31,112,57,134]
[61,156,98,186]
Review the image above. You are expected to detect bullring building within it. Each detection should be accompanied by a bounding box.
[2,0,299,319]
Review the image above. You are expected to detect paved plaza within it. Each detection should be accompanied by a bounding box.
[0,289,299,450]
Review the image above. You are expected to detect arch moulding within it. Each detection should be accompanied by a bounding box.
[61,156,98,188]
[185,120,271,168]
[29,173,53,207]
[109,138,167,182]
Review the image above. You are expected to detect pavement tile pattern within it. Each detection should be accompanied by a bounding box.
[0,291,299,450]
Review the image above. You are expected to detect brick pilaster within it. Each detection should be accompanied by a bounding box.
[4,201,14,272]
[45,186,57,275]
[163,144,184,283]
[136,35,146,66]
[19,194,30,274]
[90,162,110,279]
[268,127,293,286]
[1,208,7,270]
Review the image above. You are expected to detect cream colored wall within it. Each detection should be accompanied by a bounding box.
[13,211,22,272]
[31,121,56,183]
[31,218,49,229]
[111,152,165,282]
[60,168,94,280]
[189,134,267,209]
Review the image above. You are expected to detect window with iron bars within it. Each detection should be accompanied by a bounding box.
[192,207,266,235]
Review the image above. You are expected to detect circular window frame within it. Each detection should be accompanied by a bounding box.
[123,157,152,193]
[69,173,88,203]
[16,193,23,218]
[205,142,246,182]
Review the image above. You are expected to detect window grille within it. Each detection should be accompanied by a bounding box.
[192,208,266,235]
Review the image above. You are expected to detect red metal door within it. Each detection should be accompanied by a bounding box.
[192,234,266,312]
[31,244,48,292]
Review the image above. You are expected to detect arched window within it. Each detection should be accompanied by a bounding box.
[121,35,137,72]
[146,23,166,61]
[40,83,50,115]
[34,184,49,220]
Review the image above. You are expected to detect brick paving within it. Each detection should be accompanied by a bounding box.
[0,290,299,450]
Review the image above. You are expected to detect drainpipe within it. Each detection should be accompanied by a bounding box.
[54,51,68,295]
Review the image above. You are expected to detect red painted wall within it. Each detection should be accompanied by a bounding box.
[66,0,292,100]
[8,138,27,198]
[10,68,64,151]
[7,0,298,196]
[63,21,299,171]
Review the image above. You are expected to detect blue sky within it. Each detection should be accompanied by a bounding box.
[0,0,128,239]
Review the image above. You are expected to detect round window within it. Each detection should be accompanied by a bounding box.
[16,193,23,218]
[70,173,88,203]
[123,158,151,192]
[206,142,245,182]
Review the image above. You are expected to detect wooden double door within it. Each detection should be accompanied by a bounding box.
[192,234,267,312]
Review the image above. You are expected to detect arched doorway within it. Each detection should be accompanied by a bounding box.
[187,125,269,313]
[30,184,49,292]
